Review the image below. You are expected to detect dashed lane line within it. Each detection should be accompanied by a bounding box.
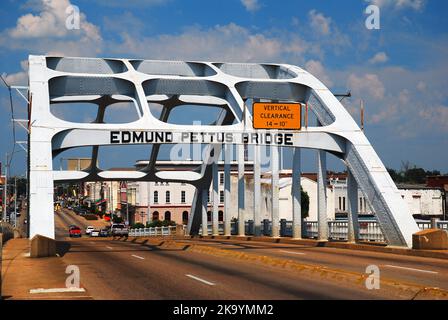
[383,264,438,274]
[279,250,306,255]
[185,274,216,286]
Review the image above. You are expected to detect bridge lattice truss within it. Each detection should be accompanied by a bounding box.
[28,55,419,247]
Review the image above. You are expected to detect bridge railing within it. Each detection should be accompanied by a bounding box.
[129,219,448,241]
[129,226,177,237]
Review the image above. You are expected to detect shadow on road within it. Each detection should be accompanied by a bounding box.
[56,241,72,257]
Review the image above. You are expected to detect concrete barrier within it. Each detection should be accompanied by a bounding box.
[413,229,448,250]
[30,234,56,258]
[175,225,186,236]
[0,234,3,299]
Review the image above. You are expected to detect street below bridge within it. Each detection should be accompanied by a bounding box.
[48,209,448,300]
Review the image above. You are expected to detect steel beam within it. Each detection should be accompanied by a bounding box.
[271,144,280,237]
[347,168,359,243]
[237,144,245,236]
[317,149,328,241]
[212,158,219,236]
[292,148,302,239]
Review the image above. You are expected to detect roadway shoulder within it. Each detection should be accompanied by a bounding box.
[1,238,92,300]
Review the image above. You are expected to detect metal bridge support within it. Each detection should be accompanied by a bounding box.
[292,148,302,239]
[347,168,360,243]
[212,159,219,236]
[253,145,262,236]
[271,144,280,237]
[237,144,245,236]
[29,130,55,240]
[201,188,208,237]
[317,149,328,241]
[224,144,232,236]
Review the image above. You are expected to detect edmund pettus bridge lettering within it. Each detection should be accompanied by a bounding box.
[110,131,294,146]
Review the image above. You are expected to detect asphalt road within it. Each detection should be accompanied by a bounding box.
[54,210,448,300]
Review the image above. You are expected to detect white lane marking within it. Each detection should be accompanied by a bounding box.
[30,287,85,294]
[131,254,145,260]
[383,264,438,274]
[185,274,216,286]
[280,250,306,255]
[106,246,113,250]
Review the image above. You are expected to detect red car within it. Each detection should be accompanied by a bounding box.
[69,226,82,237]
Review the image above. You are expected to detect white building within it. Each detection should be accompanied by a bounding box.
[397,184,444,218]
[84,163,444,226]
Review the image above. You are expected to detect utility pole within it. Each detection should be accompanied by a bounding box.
[360,99,365,132]
[3,153,9,222]
[14,176,17,227]
[126,188,129,226]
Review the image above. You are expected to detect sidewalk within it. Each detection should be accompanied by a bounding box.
[1,238,91,300]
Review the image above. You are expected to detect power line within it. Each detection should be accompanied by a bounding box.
[0,74,16,169]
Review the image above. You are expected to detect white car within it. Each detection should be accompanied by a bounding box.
[85,226,95,235]
[90,229,100,237]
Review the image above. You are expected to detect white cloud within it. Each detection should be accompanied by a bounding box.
[110,23,309,63]
[419,105,448,132]
[0,0,102,56]
[308,10,331,35]
[305,60,333,87]
[2,60,29,86]
[241,0,260,12]
[366,0,426,11]
[416,80,426,91]
[306,9,351,54]
[94,0,168,7]
[369,52,388,64]
[347,73,385,100]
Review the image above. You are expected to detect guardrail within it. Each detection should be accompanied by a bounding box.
[129,219,448,243]
[128,226,178,237]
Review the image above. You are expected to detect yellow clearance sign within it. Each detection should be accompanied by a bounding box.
[252,102,301,130]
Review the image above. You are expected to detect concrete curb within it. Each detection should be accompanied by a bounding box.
[189,235,448,260]
[118,234,448,259]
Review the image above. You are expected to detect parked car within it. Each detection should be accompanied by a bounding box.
[85,226,95,235]
[110,223,129,237]
[69,226,82,237]
[99,228,110,237]
[90,229,100,237]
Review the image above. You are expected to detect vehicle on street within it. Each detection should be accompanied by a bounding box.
[110,223,129,237]
[69,226,82,237]
[85,226,95,235]
[99,228,110,237]
[90,229,100,237]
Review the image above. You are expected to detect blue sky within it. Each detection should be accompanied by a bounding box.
[1,0,447,175]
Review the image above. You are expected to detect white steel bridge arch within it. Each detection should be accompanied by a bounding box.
[28,55,419,247]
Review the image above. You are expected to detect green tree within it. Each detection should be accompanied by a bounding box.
[132,222,145,229]
[405,167,426,184]
[301,188,309,219]
[112,214,123,223]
